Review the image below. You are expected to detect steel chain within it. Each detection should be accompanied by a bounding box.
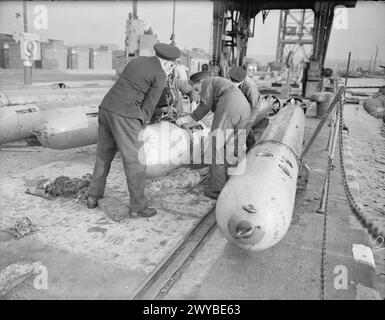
[317,88,384,300]
[319,101,340,300]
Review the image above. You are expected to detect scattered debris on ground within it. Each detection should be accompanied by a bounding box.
[0,260,42,296]
[2,218,40,239]
[35,173,92,204]
[147,167,208,193]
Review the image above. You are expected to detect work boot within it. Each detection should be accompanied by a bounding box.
[130,207,157,218]
[86,195,99,209]
[204,187,220,200]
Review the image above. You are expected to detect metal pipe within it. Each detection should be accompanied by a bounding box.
[344,51,351,87]
[170,0,176,45]
[317,105,340,214]
[301,86,345,159]
[347,86,383,89]
[133,0,138,19]
[23,0,28,32]
[329,106,340,160]
[22,0,32,85]
[325,115,334,151]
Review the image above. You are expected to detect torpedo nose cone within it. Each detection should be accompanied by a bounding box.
[236,220,255,238]
[228,218,265,246]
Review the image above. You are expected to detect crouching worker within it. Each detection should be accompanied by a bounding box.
[87,43,180,219]
[150,77,199,123]
[227,67,268,150]
[176,72,250,199]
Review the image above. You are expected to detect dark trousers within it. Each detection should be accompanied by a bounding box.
[246,128,256,150]
[88,108,147,211]
[208,110,248,194]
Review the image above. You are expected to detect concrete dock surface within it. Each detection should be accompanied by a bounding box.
[0,102,384,300]
[165,103,385,300]
[0,69,116,88]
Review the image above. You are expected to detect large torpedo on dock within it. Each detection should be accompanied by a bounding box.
[0,97,102,145]
[216,103,305,251]
[33,105,213,178]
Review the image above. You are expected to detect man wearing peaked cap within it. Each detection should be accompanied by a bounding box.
[154,43,181,61]
[190,70,211,83]
[176,73,250,199]
[228,67,260,106]
[87,43,180,220]
[228,66,264,150]
[228,66,247,83]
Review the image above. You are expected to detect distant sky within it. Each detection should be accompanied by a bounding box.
[0,0,384,61]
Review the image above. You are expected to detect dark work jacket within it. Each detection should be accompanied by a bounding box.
[239,77,261,112]
[173,79,199,110]
[238,76,262,128]
[155,79,199,109]
[191,76,250,125]
[100,56,166,126]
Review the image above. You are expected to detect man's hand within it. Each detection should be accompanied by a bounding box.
[176,115,194,127]
[190,101,198,112]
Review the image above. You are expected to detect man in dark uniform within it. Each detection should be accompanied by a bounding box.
[172,78,200,112]
[87,43,180,219]
[228,66,265,150]
[176,72,250,199]
[150,77,199,123]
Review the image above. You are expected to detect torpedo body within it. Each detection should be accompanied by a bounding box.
[0,97,102,145]
[0,89,106,107]
[363,97,385,119]
[34,106,213,178]
[140,119,211,178]
[34,105,99,149]
[215,104,305,251]
[0,104,41,145]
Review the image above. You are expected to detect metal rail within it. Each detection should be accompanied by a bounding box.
[301,86,346,159]
[129,207,217,300]
[347,86,383,89]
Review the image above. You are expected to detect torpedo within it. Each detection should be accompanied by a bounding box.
[34,106,213,178]
[0,89,106,107]
[0,97,102,145]
[139,119,211,178]
[363,97,385,119]
[0,104,42,145]
[32,105,100,150]
[215,103,305,251]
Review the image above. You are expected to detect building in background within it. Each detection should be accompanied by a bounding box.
[41,39,67,70]
[112,50,126,74]
[0,33,116,71]
[0,33,23,69]
[125,12,158,63]
[0,31,212,76]
[67,46,89,70]
[188,48,210,73]
[90,45,113,70]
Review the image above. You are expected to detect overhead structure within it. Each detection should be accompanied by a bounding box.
[211,0,356,78]
[212,0,256,74]
[125,0,158,62]
[275,9,314,64]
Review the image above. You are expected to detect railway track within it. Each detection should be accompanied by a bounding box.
[129,206,217,300]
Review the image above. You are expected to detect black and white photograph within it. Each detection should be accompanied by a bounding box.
[0,0,384,307]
